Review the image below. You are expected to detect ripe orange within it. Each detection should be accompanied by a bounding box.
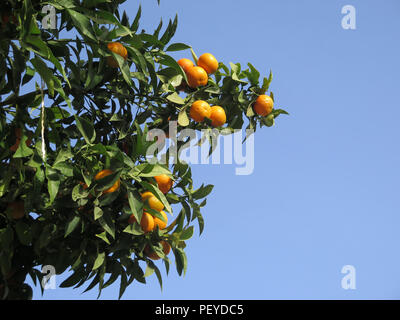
[128,212,155,233]
[153,210,168,230]
[253,95,274,116]
[107,42,128,68]
[154,174,173,194]
[177,58,194,73]
[141,191,164,211]
[144,240,171,260]
[197,53,219,74]
[8,201,25,220]
[94,169,121,194]
[209,106,226,127]
[186,66,208,88]
[189,100,211,122]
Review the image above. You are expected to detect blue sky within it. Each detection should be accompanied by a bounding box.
[31,0,400,299]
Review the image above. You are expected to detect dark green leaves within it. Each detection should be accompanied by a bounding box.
[74,115,96,144]
[98,212,116,239]
[65,216,81,237]
[67,9,97,42]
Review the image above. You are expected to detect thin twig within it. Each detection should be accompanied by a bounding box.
[40,79,46,162]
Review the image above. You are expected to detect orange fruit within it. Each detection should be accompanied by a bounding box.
[107,42,128,68]
[197,53,219,74]
[141,191,164,211]
[253,95,274,116]
[209,106,226,127]
[186,66,208,88]
[154,174,173,194]
[189,100,211,122]
[162,240,171,255]
[153,210,168,230]
[8,201,25,220]
[94,169,121,194]
[177,58,194,73]
[144,241,171,260]
[128,212,155,233]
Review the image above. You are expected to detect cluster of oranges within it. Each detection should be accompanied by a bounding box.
[177,53,228,127]
[83,169,173,260]
[106,42,274,127]
[177,53,218,88]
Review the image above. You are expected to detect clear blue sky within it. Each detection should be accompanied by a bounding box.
[31,0,400,299]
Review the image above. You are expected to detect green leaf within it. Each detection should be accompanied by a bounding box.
[178,109,189,127]
[13,135,33,158]
[190,48,198,64]
[127,46,148,76]
[31,56,54,96]
[94,207,103,220]
[127,190,142,225]
[160,14,178,45]
[166,43,191,52]
[74,115,96,144]
[179,226,194,241]
[144,262,155,277]
[59,270,85,288]
[245,62,260,85]
[123,223,144,235]
[131,163,172,178]
[118,271,128,299]
[46,167,61,204]
[54,149,74,165]
[174,247,187,276]
[272,109,290,118]
[65,216,81,237]
[110,52,133,86]
[93,252,105,270]
[158,54,182,74]
[131,5,141,32]
[98,213,115,239]
[53,161,74,177]
[191,184,214,200]
[95,232,110,244]
[167,92,185,105]
[67,9,97,41]
[246,102,255,117]
[261,70,273,94]
[195,210,205,235]
[24,35,70,89]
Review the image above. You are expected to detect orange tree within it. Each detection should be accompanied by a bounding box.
[0,0,288,299]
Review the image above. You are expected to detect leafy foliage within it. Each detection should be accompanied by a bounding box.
[0,0,287,299]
